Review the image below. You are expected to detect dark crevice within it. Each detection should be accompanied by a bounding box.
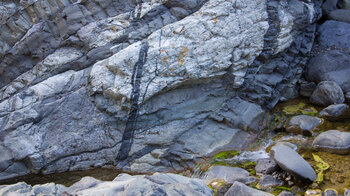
[238,0,281,107]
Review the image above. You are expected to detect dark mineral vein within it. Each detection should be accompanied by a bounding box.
[116,41,149,161]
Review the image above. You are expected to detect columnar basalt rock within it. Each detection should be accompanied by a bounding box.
[0,0,322,180]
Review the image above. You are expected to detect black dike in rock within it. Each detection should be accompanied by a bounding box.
[239,0,281,103]
[116,41,149,161]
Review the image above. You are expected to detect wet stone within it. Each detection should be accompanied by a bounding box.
[319,104,350,121]
[324,189,338,196]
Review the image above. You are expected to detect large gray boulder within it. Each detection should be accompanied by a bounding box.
[317,20,350,49]
[270,145,317,183]
[0,0,322,180]
[306,50,350,92]
[312,130,350,154]
[310,81,345,106]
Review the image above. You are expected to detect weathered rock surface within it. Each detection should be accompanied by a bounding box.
[205,166,256,185]
[317,20,350,49]
[0,182,66,196]
[66,173,212,196]
[286,115,322,136]
[310,81,345,106]
[0,0,322,180]
[319,104,350,121]
[0,173,212,196]
[306,50,350,92]
[255,158,279,175]
[312,130,350,154]
[270,145,317,182]
[224,181,274,196]
[328,9,350,23]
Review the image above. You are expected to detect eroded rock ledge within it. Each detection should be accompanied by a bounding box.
[0,0,322,181]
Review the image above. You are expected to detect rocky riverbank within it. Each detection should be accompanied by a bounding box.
[1,0,350,195]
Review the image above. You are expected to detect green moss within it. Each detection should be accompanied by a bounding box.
[282,102,318,116]
[213,151,240,160]
[269,186,292,195]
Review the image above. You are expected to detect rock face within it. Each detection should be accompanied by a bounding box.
[285,115,322,136]
[310,81,345,106]
[224,181,274,196]
[312,130,350,154]
[270,145,317,183]
[0,0,322,180]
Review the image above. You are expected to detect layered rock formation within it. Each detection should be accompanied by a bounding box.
[0,0,322,180]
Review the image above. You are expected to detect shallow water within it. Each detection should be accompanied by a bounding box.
[0,168,124,187]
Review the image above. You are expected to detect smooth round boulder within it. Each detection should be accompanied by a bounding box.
[312,130,350,154]
[306,50,350,93]
[270,145,317,183]
[328,9,350,23]
[310,81,345,106]
[318,20,350,49]
[286,115,322,136]
[319,104,350,121]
